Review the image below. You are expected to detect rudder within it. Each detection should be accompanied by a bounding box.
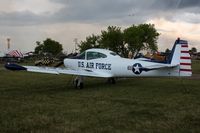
[168,38,192,76]
[179,41,192,76]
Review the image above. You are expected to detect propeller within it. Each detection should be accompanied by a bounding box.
[54,61,63,67]
[54,52,78,67]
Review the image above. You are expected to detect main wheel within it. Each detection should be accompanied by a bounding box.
[78,82,84,89]
[73,78,84,89]
[107,78,116,84]
[74,79,78,88]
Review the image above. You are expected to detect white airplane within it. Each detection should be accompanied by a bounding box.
[5,38,192,89]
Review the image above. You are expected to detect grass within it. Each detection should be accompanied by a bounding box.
[192,60,200,74]
[0,61,200,132]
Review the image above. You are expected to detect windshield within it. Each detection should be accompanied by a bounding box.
[87,51,107,60]
[110,52,118,56]
[71,52,85,59]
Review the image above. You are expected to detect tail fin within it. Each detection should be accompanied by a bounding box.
[168,38,192,76]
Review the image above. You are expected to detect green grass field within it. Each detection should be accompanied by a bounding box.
[0,61,200,133]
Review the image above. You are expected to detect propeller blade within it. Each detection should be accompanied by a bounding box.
[54,61,63,67]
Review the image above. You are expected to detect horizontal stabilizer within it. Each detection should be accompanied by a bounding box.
[5,63,27,71]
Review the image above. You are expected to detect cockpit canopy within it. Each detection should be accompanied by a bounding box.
[87,51,107,60]
[73,49,120,60]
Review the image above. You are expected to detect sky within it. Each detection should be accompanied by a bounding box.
[0,0,200,53]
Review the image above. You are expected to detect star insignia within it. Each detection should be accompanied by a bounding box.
[132,63,142,75]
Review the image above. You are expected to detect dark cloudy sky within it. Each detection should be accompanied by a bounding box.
[0,0,200,53]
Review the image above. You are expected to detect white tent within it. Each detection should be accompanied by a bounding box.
[0,51,5,57]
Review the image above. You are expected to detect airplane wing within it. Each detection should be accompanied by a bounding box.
[5,63,113,78]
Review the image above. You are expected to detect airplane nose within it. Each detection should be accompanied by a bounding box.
[63,59,72,68]
[64,58,79,70]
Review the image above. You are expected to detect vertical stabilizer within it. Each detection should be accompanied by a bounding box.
[169,38,192,76]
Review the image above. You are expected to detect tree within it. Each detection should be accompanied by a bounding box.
[78,24,160,57]
[124,24,159,55]
[165,48,171,54]
[78,34,100,53]
[43,38,63,55]
[78,26,128,57]
[191,47,197,54]
[34,38,63,55]
[100,26,127,57]
[35,41,43,54]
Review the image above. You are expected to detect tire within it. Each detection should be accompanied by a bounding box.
[107,78,116,84]
[79,82,84,89]
[74,79,78,88]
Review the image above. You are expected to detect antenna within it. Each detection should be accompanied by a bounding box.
[7,38,11,51]
[74,38,78,53]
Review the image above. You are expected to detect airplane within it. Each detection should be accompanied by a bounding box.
[5,38,192,89]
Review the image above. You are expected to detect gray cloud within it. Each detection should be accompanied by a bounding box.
[52,0,135,22]
[0,0,200,26]
[151,0,200,10]
[1,0,200,52]
[178,0,200,8]
[0,11,47,26]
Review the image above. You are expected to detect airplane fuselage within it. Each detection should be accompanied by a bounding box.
[64,57,180,78]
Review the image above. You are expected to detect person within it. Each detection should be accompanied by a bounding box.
[128,51,133,59]
[144,52,152,58]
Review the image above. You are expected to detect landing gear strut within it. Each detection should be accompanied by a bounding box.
[107,78,116,84]
[73,76,84,89]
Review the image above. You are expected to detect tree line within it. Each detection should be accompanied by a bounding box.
[78,24,160,57]
[34,24,198,57]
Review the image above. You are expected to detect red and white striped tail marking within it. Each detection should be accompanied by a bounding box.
[180,44,192,76]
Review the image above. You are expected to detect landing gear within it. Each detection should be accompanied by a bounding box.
[107,78,116,84]
[73,76,84,89]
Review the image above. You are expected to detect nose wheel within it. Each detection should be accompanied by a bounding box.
[73,76,84,89]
